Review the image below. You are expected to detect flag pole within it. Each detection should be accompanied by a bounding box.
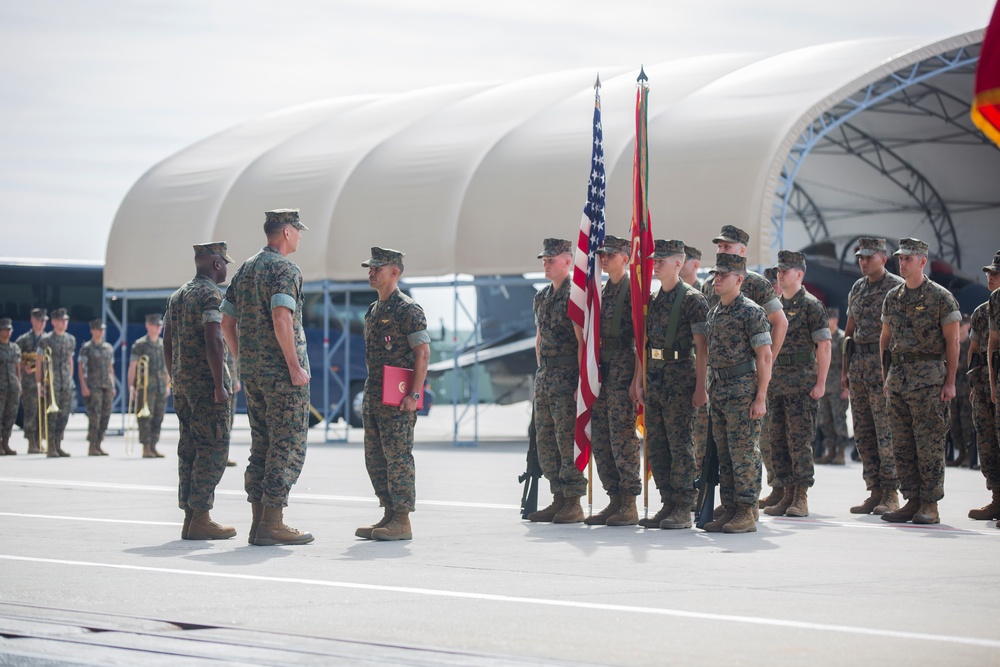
[636,66,651,518]
[587,73,600,518]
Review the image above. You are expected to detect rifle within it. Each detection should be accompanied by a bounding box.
[519,406,542,519]
[694,408,720,529]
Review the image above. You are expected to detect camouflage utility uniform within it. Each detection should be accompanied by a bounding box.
[882,276,960,507]
[362,288,430,514]
[534,279,587,499]
[644,280,708,512]
[816,325,849,456]
[16,329,45,451]
[950,334,974,463]
[37,330,76,454]
[847,270,903,495]
[131,335,169,449]
[79,337,115,452]
[167,275,233,513]
[222,245,310,508]
[0,336,20,451]
[969,303,998,492]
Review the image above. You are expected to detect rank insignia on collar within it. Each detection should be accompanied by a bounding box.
[381,319,390,324]
[915,306,925,311]
[786,311,796,317]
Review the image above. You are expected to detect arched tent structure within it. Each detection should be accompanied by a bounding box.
[106,29,998,290]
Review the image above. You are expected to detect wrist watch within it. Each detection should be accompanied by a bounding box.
[410,391,420,401]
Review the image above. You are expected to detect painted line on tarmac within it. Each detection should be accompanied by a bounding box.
[0,477,518,510]
[768,516,1000,535]
[2,554,999,650]
[0,512,178,526]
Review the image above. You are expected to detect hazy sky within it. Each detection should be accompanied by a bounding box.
[0,0,994,263]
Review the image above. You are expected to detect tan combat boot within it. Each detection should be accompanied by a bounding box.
[248,501,263,544]
[372,511,412,541]
[553,496,585,524]
[606,495,638,526]
[785,486,809,517]
[881,496,920,523]
[968,490,1000,520]
[88,442,101,456]
[356,507,394,539]
[638,502,674,528]
[27,437,40,454]
[712,503,727,520]
[186,510,237,540]
[722,504,757,533]
[528,494,565,523]
[830,442,845,465]
[142,444,156,459]
[912,501,940,525]
[254,506,315,545]
[1,438,15,455]
[181,509,192,540]
[850,488,882,514]
[758,486,782,509]
[817,446,834,465]
[659,504,693,529]
[97,443,109,456]
[150,442,165,458]
[703,506,736,532]
[584,494,621,525]
[873,489,899,515]
[56,440,70,457]
[764,486,793,516]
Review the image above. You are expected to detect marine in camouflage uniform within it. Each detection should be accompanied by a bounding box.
[78,320,115,456]
[703,253,773,533]
[165,242,237,540]
[880,238,961,525]
[762,251,831,518]
[36,308,76,458]
[969,251,1000,521]
[636,240,708,530]
[222,209,313,546]
[355,247,431,542]
[528,238,587,524]
[947,318,974,467]
[684,245,710,469]
[130,314,169,458]
[15,309,48,453]
[0,318,20,455]
[758,268,780,495]
[584,235,641,527]
[816,308,849,464]
[844,238,903,515]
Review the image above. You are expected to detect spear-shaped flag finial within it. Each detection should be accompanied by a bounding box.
[594,72,601,90]
[637,65,648,84]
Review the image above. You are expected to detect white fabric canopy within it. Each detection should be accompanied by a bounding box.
[106,30,993,290]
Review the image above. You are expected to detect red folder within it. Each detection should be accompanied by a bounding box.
[382,365,424,409]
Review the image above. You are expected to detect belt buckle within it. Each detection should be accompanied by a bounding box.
[651,349,663,360]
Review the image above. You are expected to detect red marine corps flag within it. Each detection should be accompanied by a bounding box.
[629,68,654,425]
[568,76,607,472]
[972,1,1000,146]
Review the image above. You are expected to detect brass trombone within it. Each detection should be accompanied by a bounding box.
[36,348,60,450]
[125,354,150,453]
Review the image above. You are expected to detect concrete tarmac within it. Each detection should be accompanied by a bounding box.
[1,410,998,666]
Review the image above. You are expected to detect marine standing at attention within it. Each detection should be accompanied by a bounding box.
[16,308,48,453]
[36,308,75,458]
[129,313,170,459]
[0,318,20,456]
[78,319,116,456]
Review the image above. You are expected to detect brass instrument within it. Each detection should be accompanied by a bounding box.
[20,351,37,373]
[137,355,151,418]
[125,354,150,453]
[37,348,59,451]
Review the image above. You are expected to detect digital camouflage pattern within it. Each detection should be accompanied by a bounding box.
[131,334,168,446]
[15,329,45,446]
[79,339,114,446]
[882,276,961,502]
[0,341,20,441]
[847,270,903,491]
[166,275,233,512]
[817,326,849,447]
[222,245,310,508]
[363,288,430,513]
[702,270,782,314]
[706,294,771,507]
[991,283,1000,333]
[37,331,76,443]
[643,280,708,506]
[950,335,974,454]
[768,287,829,488]
[969,302,998,489]
[590,276,640,497]
[533,279,587,498]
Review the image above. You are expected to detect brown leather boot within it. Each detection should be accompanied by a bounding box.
[528,494,565,523]
[873,489,899,515]
[881,496,920,523]
[968,490,1000,520]
[254,506,314,545]
[585,494,621,525]
[703,506,736,532]
[1,438,14,455]
[659,505,693,530]
[88,442,101,456]
[372,511,412,541]
[248,501,263,544]
[606,495,638,526]
[912,501,940,524]
[553,496,584,524]
[758,486,782,509]
[850,488,882,514]
[722,504,757,533]
[638,502,674,528]
[764,486,793,516]
[186,510,237,540]
[356,507,394,539]
[785,486,809,517]
[142,444,156,459]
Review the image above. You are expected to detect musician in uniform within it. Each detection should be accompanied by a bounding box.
[36,308,75,458]
[968,251,1000,521]
[78,319,115,456]
[129,314,170,458]
[816,307,850,465]
[0,318,20,456]
[15,308,48,453]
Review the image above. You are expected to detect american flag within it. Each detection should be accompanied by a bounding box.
[568,85,606,472]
